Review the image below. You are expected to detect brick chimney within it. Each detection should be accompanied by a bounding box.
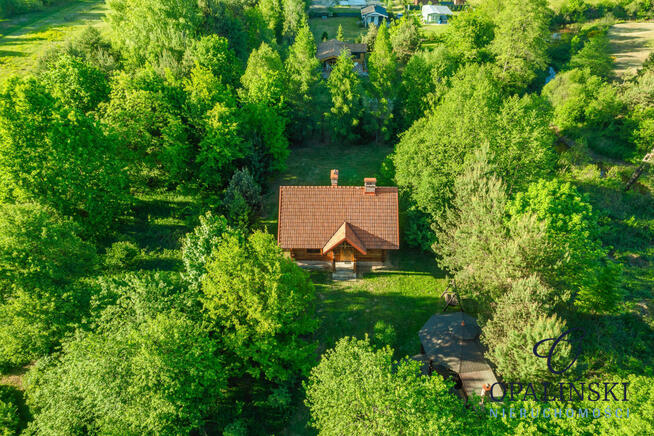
[330,169,339,187]
[364,178,376,195]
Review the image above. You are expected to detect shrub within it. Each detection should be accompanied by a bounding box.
[0,385,21,436]
[104,241,140,270]
[181,212,235,290]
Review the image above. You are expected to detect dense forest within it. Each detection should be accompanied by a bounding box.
[0,0,652,434]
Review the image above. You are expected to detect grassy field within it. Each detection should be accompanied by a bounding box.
[309,16,366,43]
[608,21,654,76]
[0,0,107,76]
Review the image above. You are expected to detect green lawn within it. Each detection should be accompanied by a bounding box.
[309,16,365,43]
[0,0,107,76]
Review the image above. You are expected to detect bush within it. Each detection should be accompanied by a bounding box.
[0,203,97,367]
[104,241,140,270]
[0,385,21,436]
[181,212,235,291]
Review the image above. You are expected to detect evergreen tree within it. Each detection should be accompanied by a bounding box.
[368,24,398,141]
[286,21,321,141]
[326,51,363,142]
[336,24,344,41]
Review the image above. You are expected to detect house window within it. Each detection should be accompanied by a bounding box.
[307,249,321,254]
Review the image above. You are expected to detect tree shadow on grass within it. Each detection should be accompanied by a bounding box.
[313,287,442,360]
[571,310,654,378]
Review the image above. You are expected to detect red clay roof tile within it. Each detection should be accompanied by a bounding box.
[278,185,400,250]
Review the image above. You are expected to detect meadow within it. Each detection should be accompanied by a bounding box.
[0,0,106,76]
[609,21,654,75]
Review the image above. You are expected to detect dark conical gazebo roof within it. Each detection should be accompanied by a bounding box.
[418,312,502,399]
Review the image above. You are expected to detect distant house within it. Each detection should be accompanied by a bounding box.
[278,170,400,279]
[422,5,453,24]
[316,39,368,75]
[339,0,366,6]
[361,5,388,27]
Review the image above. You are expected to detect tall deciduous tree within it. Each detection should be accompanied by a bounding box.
[0,76,128,235]
[368,24,398,141]
[434,145,548,302]
[327,51,363,142]
[389,15,422,64]
[202,231,317,417]
[509,178,623,313]
[393,64,555,235]
[491,0,549,91]
[285,21,321,142]
[240,42,288,110]
[100,68,190,188]
[0,203,97,367]
[106,0,203,68]
[305,337,473,435]
[26,312,227,434]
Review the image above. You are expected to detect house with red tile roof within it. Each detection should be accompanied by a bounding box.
[278,170,399,278]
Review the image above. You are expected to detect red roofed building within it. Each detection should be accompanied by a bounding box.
[278,170,399,276]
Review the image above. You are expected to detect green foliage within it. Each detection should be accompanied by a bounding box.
[193,83,245,190]
[367,24,398,141]
[240,42,288,109]
[0,203,96,293]
[389,15,422,65]
[103,241,139,271]
[202,231,317,416]
[106,0,203,68]
[304,337,474,435]
[185,35,242,89]
[444,9,495,63]
[434,146,548,301]
[0,385,23,435]
[491,0,550,90]
[509,178,623,313]
[285,21,321,142]
[569,33,614,78]
[238,102,289,181]
[100,67,190,187]
[482,276,572,383]
[543,68,630,159]
[282,0,307,40]
[26,311,227,435]
[327,51,363,142]
[39,53,109,113]
[224,168,262,227]
[394,64,556,237]
[0,76,129,235]
[336,24,344,41]
[0,203,97,367]
[181,212,234,292]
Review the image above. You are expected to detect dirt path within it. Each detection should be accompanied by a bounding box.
[609,21,654,76]
[0,0,107,76]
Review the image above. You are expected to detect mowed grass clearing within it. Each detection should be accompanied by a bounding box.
[609,21,654,76]
[0,0,108,76]
[309,16,366,43]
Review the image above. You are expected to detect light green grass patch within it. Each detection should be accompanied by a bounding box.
[0,0,108,77]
